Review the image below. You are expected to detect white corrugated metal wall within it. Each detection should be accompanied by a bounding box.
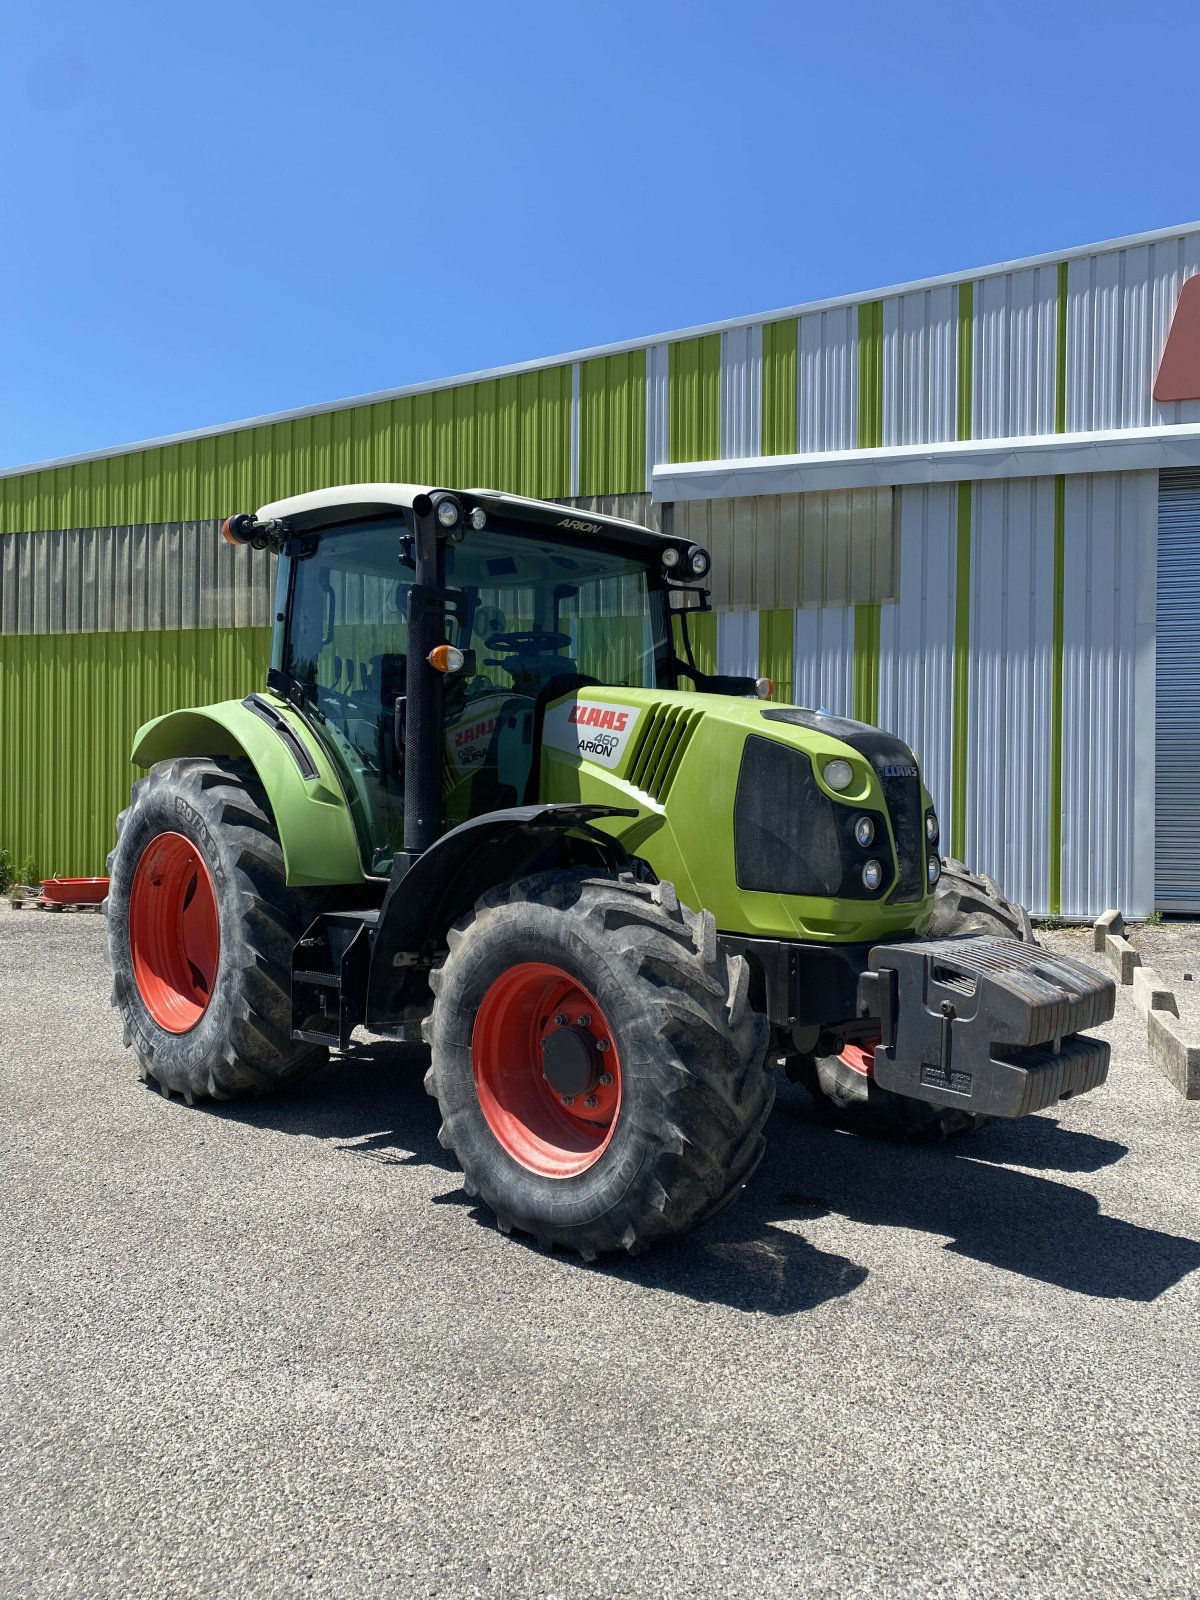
[883,287,957,446]
[1061,471,1157,918]
[1067,233,1200,432]
[877,484,957,848]
[965,478,1057,913]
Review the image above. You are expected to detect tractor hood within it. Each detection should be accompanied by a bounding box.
[537,686,939,943]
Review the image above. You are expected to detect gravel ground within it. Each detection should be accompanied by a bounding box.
[2,903,1199,1600]
[1127,920,1200,1030]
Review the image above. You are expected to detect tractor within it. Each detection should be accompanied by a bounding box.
[107,486,1115,1258]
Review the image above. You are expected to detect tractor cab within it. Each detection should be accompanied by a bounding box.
[254,486,733,875]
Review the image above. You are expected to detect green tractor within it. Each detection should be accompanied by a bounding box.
[107,486,1114,1257]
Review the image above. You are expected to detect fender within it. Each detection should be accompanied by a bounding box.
[366,802,636,1028]
[130,695,365,888]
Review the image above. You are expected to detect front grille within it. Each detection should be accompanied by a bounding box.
[733,737,889,900]
[877,765,923,903]
[761,708,926,904]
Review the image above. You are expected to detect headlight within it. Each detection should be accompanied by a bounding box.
[862,859,883,891]
[854,816,874,848]
[928,854,941,887]
[925,810,939,845]
[823,759,854,792]
[662,547,680,569]
[688,546,710,577]
[468,506,487,531]
[435,497,461,529]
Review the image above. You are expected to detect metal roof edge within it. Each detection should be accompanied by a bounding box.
[652,423,1200,499]
[4,219,1198,485]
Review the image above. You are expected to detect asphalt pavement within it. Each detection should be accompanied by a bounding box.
[2,902,1198,1600]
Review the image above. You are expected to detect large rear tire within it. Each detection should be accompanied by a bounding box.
[107,756,328,1101]
[423,869,773,1258]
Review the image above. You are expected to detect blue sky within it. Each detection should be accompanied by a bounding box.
[1,0,1197,469]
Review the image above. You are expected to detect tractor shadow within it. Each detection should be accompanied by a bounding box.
[205,1041,1200,1312]
[756,1081,1200,1303]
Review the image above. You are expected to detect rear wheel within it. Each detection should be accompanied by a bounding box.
[424,869,773,1258]
[107,756,328,1101]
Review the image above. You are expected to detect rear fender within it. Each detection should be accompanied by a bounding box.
[130,697,365,887]
[366,803,635,1029]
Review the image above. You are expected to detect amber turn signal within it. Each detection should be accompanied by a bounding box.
[427,644,465,674]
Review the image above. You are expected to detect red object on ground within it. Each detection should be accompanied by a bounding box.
[39,877,110,906]
[128,834,220,1033]
[471,962,623,1178]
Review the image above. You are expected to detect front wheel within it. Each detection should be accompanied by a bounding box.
[792,1045,989,1141]
[796,858,1034,1140]
[423,870,773,1258]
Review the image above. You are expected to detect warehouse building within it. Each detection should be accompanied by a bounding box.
[2,221,1199,916]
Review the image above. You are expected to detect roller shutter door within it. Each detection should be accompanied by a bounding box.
[1156,469,1200,911]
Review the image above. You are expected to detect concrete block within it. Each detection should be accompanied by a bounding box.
[1147,1007,1200,1100]
[1131,966,1179,1018]
[1104,933,1141,985]
[1093,909,1124,952]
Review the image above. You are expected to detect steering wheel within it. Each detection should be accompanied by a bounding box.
[485,630,572,657]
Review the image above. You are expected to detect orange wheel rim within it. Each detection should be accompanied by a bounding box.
[129,833,220,1033]
[471,963,622,1178]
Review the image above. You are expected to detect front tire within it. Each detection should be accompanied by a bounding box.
[928,858,1034,943]
[424,869,773,1258]
[107,756,328,1101]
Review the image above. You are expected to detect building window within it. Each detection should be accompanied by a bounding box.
[661,488,897,610]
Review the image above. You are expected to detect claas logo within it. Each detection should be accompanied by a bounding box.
[568,705,630,732]
[454,718,497,749]
[1154,277,1200,402]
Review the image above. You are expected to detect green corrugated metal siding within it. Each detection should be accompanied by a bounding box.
[0,626,270,876]
[0,369,573,534]
[761,320,798,457]
[668,336,720,464]
[758,608,794,702]
[856,302,884,451]
[579,351,646,496]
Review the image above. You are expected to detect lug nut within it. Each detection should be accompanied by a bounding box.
[577,1013,592,1027]
[584,1095,598,1109]
[553,1014,568,1026]
[598,1072,613,1087]
[560,1095,575,1107]
[596,1038,610,1053]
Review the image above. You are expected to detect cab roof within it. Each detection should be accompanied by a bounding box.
[255,483,682,558]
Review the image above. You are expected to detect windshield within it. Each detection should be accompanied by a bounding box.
[443,524,672,695]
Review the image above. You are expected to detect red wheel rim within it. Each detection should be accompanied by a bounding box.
[471,963,623,1178]
[129,832,220,1034]
[839,1039,879,1078]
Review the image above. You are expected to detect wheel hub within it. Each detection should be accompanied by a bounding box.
[471,963,623,1178]
[540,1024,600,1099]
